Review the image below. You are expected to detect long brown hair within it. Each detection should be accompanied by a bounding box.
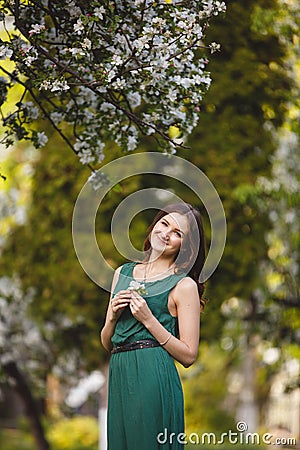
[143,203,206,310]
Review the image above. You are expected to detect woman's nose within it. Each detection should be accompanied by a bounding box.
[161,230,170,240]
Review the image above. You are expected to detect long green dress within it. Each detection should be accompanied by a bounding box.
[107,262,187,450]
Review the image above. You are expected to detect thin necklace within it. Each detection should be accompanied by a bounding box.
[143,262,175,283]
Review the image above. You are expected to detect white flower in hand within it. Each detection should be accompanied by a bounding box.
[128,280,148,295]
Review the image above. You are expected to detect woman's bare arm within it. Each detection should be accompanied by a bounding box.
[100,266,123,351]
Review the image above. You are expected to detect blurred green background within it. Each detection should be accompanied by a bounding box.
[0,0,299,449]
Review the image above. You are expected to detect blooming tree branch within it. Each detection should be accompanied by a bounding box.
[0,0,225,183]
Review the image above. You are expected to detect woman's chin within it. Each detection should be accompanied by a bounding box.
[151,244,166,256]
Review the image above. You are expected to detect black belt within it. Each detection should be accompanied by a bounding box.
[111,339,160,354]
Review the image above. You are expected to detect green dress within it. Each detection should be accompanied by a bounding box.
[107,262,187,450]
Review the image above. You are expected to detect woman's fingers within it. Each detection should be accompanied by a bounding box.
[116,289,131,296]
[111,290,131,303]
[111,290,150,321]
[110,292,131,319]
[130,291,143,302]
[129,292,149,316]
[129,292,140,308]
[112,298,130,309]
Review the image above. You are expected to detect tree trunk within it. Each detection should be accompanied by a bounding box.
[3,361,50,450]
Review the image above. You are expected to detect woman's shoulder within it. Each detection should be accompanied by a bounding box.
[176,276,198,288]
[113,261,136,278]
[118,261,136,272]
[111,262,136,291]
[173,276,199,299]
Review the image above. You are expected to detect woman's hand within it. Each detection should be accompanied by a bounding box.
[110,290,131,320]
[129,291,153,324]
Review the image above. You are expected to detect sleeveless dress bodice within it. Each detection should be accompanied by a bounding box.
[112,262,187,345]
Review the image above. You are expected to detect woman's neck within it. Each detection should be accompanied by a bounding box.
[144,254,175,276]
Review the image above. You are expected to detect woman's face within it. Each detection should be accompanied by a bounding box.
[149,212,189,258]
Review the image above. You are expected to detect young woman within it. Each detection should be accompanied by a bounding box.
[101,203,206,450]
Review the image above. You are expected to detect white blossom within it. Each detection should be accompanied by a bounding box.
[49,80,70,92]
[209,42,221,53]
[24,102,39,119]
[0,45,13,60]
[127,134,138,151]
[39,80,51,90]
[127,280,147,295]
[69,47,85,58]
[67,1,81,18]
[94,6,105,20]
[24,54,37,66]
[88,171,108,190]
[36,131,48,147]
[127,92,142,109]
[112,78,126,89]
[215,1,226,13]
[111,54,123,66]
[99,102,116,113]
[166,89,178,102]
[74,18,84,34]
[50,111,64,125]
[29,24,45,36]
[81,38,92,50]
[107,69,117,82]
